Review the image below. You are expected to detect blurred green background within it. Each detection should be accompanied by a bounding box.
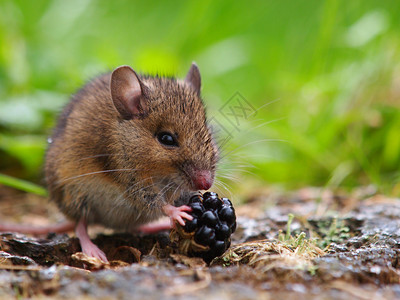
[0,0,399,196]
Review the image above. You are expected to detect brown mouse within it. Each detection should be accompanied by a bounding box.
[44,63,218,262]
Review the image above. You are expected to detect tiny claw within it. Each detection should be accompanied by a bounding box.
[163,204,193,226]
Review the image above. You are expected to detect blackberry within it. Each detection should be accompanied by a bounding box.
[194,225,215,246]
[202,192,221,210]
[221,197,232,206]
[218,205,236,225]
[170,192,236,263]
[183,217,198,233]
[190,203,204,217]
[213,240,226,256]
[189,195,202,204]
[201,210,218,227]
[215,223,231,240]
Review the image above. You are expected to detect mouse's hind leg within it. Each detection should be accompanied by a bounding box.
[75,217,108,263]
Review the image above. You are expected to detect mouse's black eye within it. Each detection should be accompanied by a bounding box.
[157,131,179,147]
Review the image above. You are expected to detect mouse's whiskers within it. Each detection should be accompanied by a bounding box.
[57,168,138,186]
[171,181,184,202]
[213,178,233,199]
[219,138,287,162]
[76,153,127,161]
[215,172,240,184]
[156,181,175,204]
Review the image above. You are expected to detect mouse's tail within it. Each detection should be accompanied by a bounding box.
[0,221,75,235]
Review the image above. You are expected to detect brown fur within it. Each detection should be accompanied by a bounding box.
[45,67,218,231]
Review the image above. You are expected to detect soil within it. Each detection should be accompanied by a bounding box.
[0,185,400,299]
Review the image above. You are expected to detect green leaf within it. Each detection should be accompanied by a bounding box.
[0,173,47,196]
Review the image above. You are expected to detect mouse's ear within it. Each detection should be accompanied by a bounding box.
[185,62,201,96]
[110,66,148,119]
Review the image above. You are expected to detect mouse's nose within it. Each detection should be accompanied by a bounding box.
[192,170,213,190]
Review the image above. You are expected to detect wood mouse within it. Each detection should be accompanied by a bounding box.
[42,63,218,262]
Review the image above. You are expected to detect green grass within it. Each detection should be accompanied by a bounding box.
[0,0,399,195]
[0,173,47,196]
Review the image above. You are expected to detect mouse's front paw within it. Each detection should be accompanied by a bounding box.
[163,204,193,226]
